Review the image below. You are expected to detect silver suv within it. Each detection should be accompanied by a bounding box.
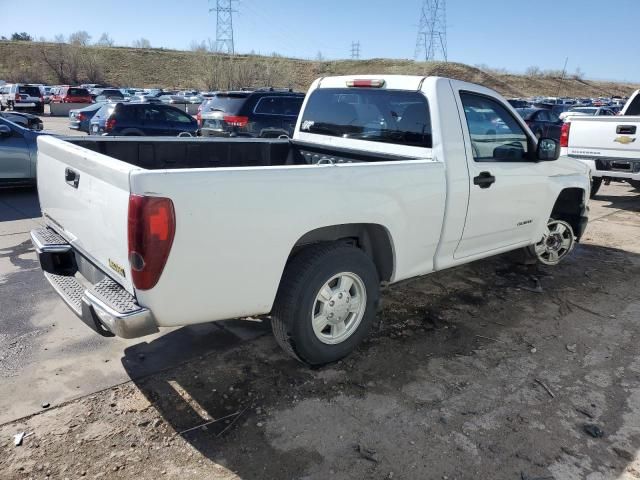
[0,84,45,114]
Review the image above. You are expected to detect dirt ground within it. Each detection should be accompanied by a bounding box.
[1,184,639,480]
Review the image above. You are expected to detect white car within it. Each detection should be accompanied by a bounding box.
[31,75,590,365]
[559,106,617,121]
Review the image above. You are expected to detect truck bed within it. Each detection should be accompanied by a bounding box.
[66,137,417,170]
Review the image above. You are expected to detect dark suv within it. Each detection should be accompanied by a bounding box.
[89,102,198,136]
[199,88,305,138]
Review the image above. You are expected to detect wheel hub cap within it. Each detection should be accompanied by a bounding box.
[534,219,575,265]
[311,273,367,345]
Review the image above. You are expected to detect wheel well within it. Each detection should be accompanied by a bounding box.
[551,188,586,239]
[291,224,394,281]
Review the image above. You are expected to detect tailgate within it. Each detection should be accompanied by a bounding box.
[567,116,640,160]
[36,136,138,293]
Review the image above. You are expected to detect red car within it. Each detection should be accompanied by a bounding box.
[52,87,92,104]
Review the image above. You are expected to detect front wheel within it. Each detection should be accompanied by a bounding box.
[271,244,380,365]
[525,219,575,266]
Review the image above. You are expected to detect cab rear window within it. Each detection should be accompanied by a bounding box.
[299,88,432,148]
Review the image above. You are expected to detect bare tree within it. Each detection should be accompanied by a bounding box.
[190,40,208,52]
[83,53,105,83]
[572,67,585,81]
[132,38,151,49]
[54,34,66,43]
[40,42,81,84]
[315,51,324,61]
[96,33,114,47]
[69,31,91,46]
[525,66,541,78]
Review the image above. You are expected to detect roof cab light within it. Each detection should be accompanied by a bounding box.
[128,195,176,290]
[346,79,386,88]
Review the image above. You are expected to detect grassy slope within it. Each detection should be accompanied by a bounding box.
[1,41,638,98]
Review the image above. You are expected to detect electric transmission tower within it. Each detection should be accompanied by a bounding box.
[351,41,361,60]
[209,0,237,54]
[414,0,447,62]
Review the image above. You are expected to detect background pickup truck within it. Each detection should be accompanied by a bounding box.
[32,75,590,365]
[560,89,640,197]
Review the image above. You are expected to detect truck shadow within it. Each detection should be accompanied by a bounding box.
[0,186,40,222]
[594,184,640,212]
[121,243,640,480]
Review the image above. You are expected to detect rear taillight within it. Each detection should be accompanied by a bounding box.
[14,93,20,101]
[196,111,202,127]
[127,195,176,290]
[560,122,570,148]
[77,113,86,121]
[105,117,116,132]
[223,115,249,127]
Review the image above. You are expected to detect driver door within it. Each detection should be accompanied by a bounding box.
[0,122,31,181]
[454,91,549,259]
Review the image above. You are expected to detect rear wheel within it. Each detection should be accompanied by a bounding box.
[525,219,575,266]
[271,244,380,365]
[590,177,603,198]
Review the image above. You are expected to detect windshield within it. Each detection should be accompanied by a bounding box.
[299,88,432,148]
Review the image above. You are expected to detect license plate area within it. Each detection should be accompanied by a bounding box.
[611,161,631,171]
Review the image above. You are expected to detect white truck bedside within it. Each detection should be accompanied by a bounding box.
[31,75,590,365]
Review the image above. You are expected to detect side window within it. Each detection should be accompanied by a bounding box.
[141,107,165,122]
[537,110,551,122]
[460,92,530,162]
[164,108,193,123]
[254,96,284,115]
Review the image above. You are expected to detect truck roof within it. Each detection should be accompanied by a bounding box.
[316,75,428,91]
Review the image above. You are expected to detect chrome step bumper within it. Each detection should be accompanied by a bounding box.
[30,228,158,339]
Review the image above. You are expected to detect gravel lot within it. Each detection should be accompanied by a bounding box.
[0,182,639,479]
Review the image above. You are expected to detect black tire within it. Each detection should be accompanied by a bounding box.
[7,101,13,111]
[271,244,380,365]
[628,180,640,191]
[590,177,603,198]
[0,103,4,112]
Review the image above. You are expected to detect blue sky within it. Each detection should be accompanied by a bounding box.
[2,0,638,81]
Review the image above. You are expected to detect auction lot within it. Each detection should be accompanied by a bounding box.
[1,121,640,479]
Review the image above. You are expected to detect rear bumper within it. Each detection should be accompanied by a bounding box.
[575,158,640,181]
[30,228,159,339]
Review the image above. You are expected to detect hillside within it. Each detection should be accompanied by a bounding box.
[1,40,638,98]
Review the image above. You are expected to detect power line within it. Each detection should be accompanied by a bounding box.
[350,41,361,60]
[209,0,237,54]
[414,0,447,62]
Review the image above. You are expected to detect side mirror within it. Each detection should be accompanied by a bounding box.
[537,138,559,161]
[0,124,11,139]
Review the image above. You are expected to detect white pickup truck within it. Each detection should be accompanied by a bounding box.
[31,75,590,365]
[560,89,640,196]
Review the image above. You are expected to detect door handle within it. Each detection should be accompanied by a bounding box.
[473,171,495,189]
[65,167,80,188]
